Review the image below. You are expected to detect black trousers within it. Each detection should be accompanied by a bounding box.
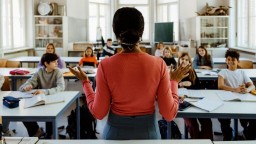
[23,122,52,137]
[218,118,256,140]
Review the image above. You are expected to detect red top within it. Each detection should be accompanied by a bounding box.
[79,56,97,66]
[83,52,179,121]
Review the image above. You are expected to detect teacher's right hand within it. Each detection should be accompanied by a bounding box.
[169,63,190,82]
[68,66,89,81]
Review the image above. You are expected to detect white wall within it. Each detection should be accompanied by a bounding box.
[67,0,87,19]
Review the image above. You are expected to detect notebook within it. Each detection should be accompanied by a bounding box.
[217,91,256,102]
[178,88,205,99]
[189,97,223,112]
[8,91,36,99]
[24,93,65,108]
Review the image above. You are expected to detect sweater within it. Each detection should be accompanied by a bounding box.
[82,52,179,121]
[19,68,65,95]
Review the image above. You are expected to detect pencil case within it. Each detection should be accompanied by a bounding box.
[3,96,20,108]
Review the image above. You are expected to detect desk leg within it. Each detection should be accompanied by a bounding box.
[233,119,238,139]
[52,119,57,139]
[11,78,17,91]
[167,121,172,139]
[76,97,80,139]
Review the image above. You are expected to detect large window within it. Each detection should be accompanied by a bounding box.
[89,0,110,42]
[237,0,256,49]
[157,0,178,42]
[118,0,150,41]
[0,0,26,50]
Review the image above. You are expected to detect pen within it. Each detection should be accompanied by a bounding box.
[184,95,204,99]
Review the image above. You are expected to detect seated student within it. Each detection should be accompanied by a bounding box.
[19,53,65,139]
[193,46,213,70]
[79,47,98,67]
[102,38,116,57]
[38,43,66,68]
[178,52,213,140]
[162,47,177,68]
[155,41,164,57]
[218,50,256,140]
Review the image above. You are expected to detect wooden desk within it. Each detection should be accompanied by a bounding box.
[0,68,97,90]
[38,139,212,144]
[0,91,81,139]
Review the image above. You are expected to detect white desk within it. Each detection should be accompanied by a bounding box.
[166,90,256,138]
[1,137,38,144]
[196,69,256,81]
[0,68,97,90]
[10,56,82,67]
[0,91,81,139]
[214,141,256,144]
[37,139,212,144]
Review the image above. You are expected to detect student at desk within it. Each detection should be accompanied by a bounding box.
[218,50,256,140]
[193,46,213,70]
[162,47,177,68]
[102,38,116,57]
[155,41,164,57]
[38,43,66,69]
[178,52,213,140]
[79,47,98,67]
[19,53,65,139]
[69,7,190,140]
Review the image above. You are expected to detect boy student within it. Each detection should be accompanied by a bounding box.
[102,38,116,57]
[19,53,65,139]
[218,50,256,140]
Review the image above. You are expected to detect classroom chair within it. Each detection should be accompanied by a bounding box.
[0,59,20,68]
[238,60,253,69]
[1,76,10,91]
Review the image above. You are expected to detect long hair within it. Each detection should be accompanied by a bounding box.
[46,43,56,54]
[177,52,196,84]
[113,7,144,51]
[163,47,173,58]
[157,42,164,50]
[197,46,211,66]
[84,47,94,57]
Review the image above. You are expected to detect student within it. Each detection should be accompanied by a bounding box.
[193,46,213,70]
[102,38,116,57]
[19,53,65,139]
[69,7,190,140]
[79,47,98,67]
[155,41,164,57]
[38,43,66,68]
[162,47,177,68]
[178,52,213,140]
[218,50,256,140]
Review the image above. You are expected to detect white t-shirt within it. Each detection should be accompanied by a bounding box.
[155,49,164,57]
[218,69,252,88]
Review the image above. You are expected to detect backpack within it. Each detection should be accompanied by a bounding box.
[158,119,181,139]
[66,104,98,139]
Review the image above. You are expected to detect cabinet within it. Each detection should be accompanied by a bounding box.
[34,16,64,55]
[196,16,229,48]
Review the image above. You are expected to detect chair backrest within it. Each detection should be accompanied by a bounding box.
[1,76,10,91]
[6,60,20,68]
[238,60,253,69]
[0,59,8,67]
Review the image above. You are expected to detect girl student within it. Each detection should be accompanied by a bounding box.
[155,41,164,57]
[79,46,98,67]
[193,46,213,70]
[162,46,177,68]
[178,52,213,140]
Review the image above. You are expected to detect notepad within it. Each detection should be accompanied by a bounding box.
[8,91,36,99]
[178,88,205,99]
[217,91,256,102]
[189,97,223,112]
[24,93,65,108]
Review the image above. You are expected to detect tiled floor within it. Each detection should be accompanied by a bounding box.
[8,80,243,140]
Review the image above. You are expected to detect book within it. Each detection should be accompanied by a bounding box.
[24,93,65,108]
[217,91,256,102]
[201,70,218,76]
[178,88,205,99]
[8,91,35,99]
[188,97,223,112]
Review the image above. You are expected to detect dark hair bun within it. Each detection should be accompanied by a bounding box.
[120,30,140,45]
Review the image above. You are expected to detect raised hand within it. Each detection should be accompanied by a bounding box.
[170,63,191,82]
[68,66,89,81]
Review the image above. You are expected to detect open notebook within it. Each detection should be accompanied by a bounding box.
[217,91,256,102]
[24,93,65,108]
[188,97,223,112]
[178,88,205,99]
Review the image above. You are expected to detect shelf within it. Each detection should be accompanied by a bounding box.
[201,27,228,28]
[34,15,63,18]
[35,24,62,26]
[201,38,228,39]
[35,37,63,39]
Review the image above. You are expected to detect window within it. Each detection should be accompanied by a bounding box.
[89,0,110,42]
[236,0,256,49]
[118,0,150,41]
[157,0,178,41]
[0,0,26,50]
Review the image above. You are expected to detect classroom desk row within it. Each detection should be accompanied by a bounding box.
[10,56,256,68]
[3,137,256,144]
[0,91,81,139]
